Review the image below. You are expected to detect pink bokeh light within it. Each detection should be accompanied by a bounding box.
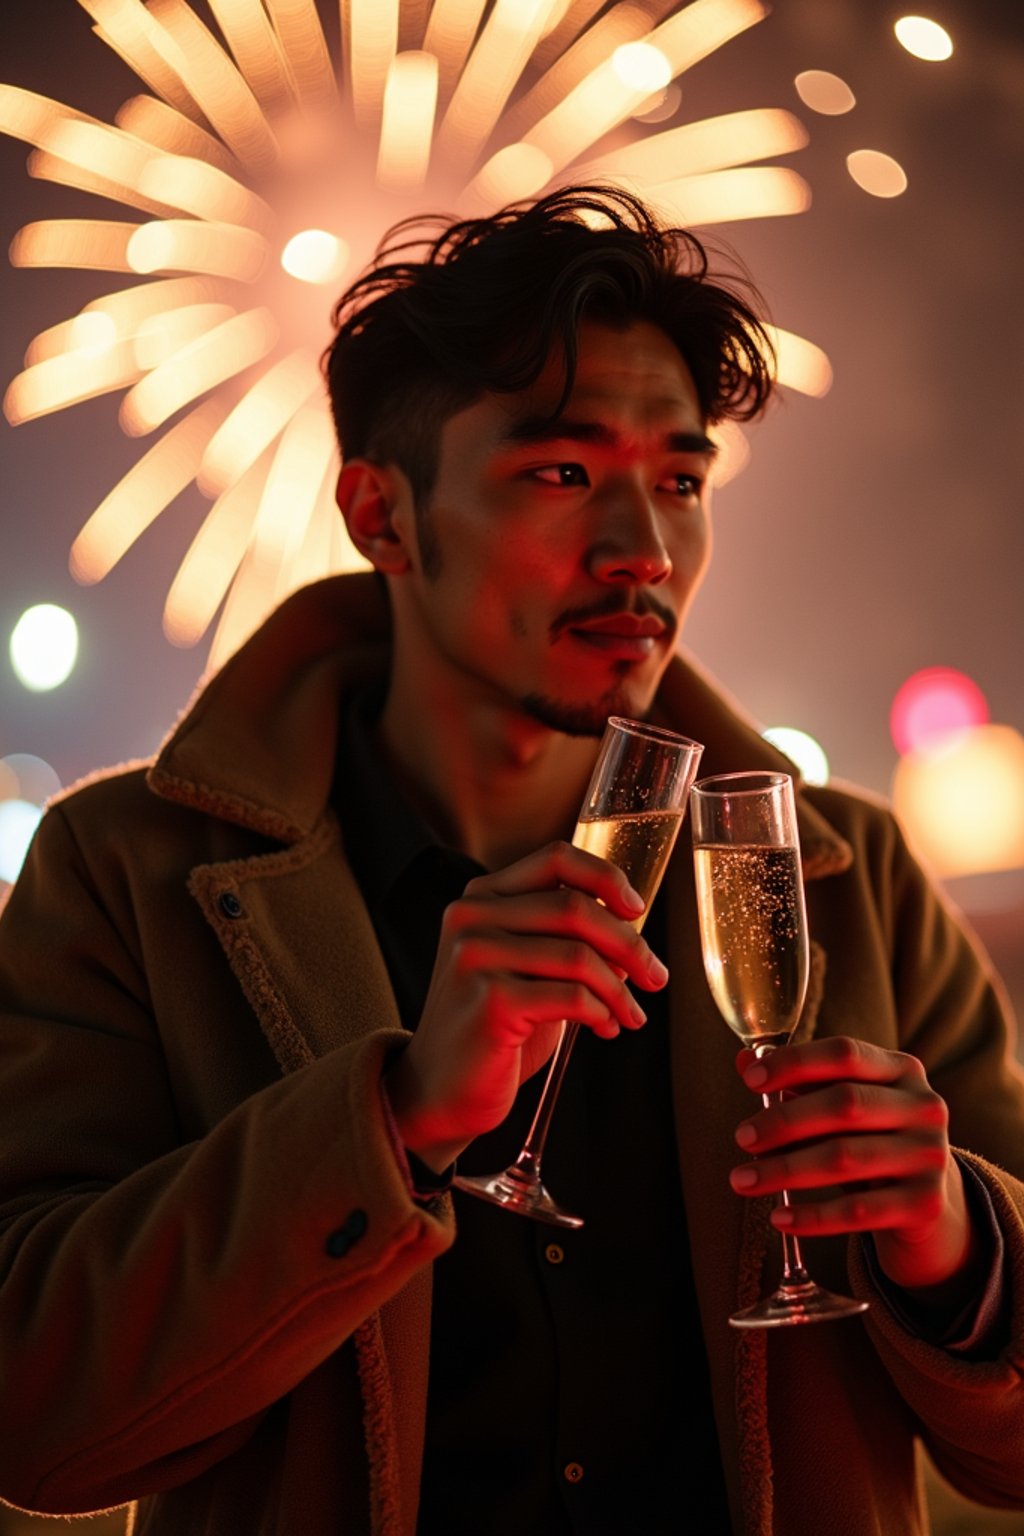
[890,667,989,756]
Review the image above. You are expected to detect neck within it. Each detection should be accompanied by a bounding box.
[378,668,600,870]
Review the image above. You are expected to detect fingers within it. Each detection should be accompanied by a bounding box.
[451,931,649,1037]
[736,1035,928,1094]
[767,1175,947,1238]
[730,1129,948,1196]
[735,1077,948,1152]
[729,1036,956,1243]
[444,886,668,993]
[464,839,648,923]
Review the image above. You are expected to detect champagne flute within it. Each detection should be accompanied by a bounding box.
[453,717,703,1228]
[690,771,869,1327]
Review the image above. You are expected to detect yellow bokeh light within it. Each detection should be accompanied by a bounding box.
[894,16,953,61]
[465,142,555,208]
[198,348,322,495]
[127,219,268,280]
[377,51,439,190]
[762,727,830,786]
[579,108,807,185]
[439,0,563,169]
[119,307,278,434]
[648,166,810,227]
[8,604,80,692]
[68,312,120,357]
[4,344,141,425]
[71,401,227,583]
[763,325,833,398]
[846,149,908,199]
[793,69,856,115]
[612,41,672,93]
[633,83,683,125]
[892,726,1024,879]
[280,229,349,285]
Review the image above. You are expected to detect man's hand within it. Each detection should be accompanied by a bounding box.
[729,1037,980,1303]
[384,840,669,1172]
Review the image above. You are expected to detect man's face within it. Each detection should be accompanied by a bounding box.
[390,318,716,736]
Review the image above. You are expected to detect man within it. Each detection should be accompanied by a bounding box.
[0,186,1023,1535]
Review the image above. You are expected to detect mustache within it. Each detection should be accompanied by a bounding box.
[549,590,677,641]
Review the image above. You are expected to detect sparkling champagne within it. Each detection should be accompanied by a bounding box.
[574,809,683,931]
[693,843,809,1044]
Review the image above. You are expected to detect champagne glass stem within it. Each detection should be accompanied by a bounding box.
[754,1042,810,1287]
[510,1021,581,1183]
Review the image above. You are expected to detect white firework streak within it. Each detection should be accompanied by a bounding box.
[1,0,831,670]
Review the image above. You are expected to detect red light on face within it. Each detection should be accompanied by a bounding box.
[890,667,989,756]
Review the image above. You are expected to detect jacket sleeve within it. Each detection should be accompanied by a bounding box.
[0,803,453,1516]
[847,811,1024,1508]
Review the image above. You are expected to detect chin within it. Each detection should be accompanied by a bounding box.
[520,684,650,738]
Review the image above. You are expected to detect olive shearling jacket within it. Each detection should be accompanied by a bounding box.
[2,573,1024,1536]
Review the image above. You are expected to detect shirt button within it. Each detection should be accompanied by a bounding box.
[563,1462,584,1484]
[544,1243,565,1265]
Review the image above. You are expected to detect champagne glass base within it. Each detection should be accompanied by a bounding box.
[730,1281,869,1329]
[452,1167,584,1229]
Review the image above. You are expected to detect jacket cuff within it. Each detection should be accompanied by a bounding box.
[860,1154,1007,1355]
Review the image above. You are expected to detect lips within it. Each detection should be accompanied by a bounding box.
[571,614,668,639]
[567,612,670,659]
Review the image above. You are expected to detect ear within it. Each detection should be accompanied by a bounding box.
[335,460,413,575]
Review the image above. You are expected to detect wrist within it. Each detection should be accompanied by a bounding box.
[876,1158,980,1304]
[383,1048,469,1174]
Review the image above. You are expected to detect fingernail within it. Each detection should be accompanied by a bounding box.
[648,956,669,985]
[731,1167,758,1190]
[623,888,646,914]
[772,1208,795,1227]
[630,1000,647,1026]
[735,1122,757,1148]
[744,1065,768,1089]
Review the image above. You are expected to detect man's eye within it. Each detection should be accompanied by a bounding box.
[532,464,590,487]
[661,473,702,498]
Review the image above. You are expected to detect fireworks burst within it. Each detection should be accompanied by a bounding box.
[1,0,830,670]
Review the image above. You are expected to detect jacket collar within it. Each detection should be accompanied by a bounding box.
[148,573,852,879]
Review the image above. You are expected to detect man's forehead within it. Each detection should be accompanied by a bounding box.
[522,318,702,423]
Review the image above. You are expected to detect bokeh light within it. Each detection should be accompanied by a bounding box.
[633,83,683,125]
[793,70,856,115]
[894,16,954,62]
[0,801,43,885]
[763,726,830,786]
[890,666,989,755]
[280,229,349,285]
[0,753,62,806]
[846,149,908,198]
[612,42,673,94]
[892,726,1024,878]
[8,603,79,691]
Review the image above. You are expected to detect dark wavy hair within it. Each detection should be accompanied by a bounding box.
[323,184,776,509]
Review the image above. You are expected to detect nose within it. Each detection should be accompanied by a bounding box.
[585,482,673,587]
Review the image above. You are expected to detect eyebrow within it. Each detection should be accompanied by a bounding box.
[497,416,718,457]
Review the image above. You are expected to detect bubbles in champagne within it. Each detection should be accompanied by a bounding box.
[574,810,682,931]
[693,844,809,1042]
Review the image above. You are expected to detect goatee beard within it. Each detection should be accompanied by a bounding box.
[519,688,637,738]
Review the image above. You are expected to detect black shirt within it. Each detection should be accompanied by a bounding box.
[335,687,732,1534]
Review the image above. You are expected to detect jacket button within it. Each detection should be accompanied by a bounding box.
[544,1243,565,1265]
[325,1209,368,1258]
[563,1462,584,1484]
[219,892,244,919]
